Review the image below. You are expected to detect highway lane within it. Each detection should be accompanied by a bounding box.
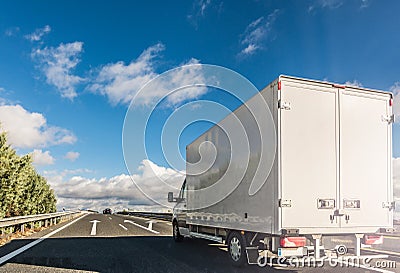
[375,236,400,252]
[0,213,399,272]
[362,234,400,269]
[49,214,169,238]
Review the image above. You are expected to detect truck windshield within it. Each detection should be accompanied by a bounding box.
[178,179,186,200]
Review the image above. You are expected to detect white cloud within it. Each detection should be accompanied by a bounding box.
[344,80,363,87]
[200,0,211,15]
[241,44,258,55]
[43,168,93,178]
[308,0,343,12]
[5,27,20,37]
[46,159,184,211]
[239,10,279,57]
[25,25,51,42]
[0,104,76,148]
[318,0,343,9]
[0,87,16,106]
[187,0,214,28]
[64,151,80,162]
[31,149,55,166]
[141,58,207,106]
[89,44,207,107]
[0,98,7,106]
[88,43,164,105]
[360,0,370,9]
[32,42,84,99]
[390,82,400,123]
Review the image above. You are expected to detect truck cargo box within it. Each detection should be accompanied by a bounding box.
[185,75,394,235]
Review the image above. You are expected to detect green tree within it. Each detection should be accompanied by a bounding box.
[0,131,57,218]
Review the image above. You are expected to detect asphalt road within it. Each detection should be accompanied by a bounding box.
[0,213,399,273]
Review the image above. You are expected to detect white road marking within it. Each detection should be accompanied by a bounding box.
[208,243,228,252]
[145,220,157,230]
[90,220,100,236]
[119,224,128,231]
[124,220,159,234]
[108,217,112,220]
[383,235,400,240]
[0,213,87,265]
[362,248,400,257]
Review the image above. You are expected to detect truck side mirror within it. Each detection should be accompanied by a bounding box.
[168,192,174,202]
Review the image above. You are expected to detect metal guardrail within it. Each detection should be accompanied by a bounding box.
[0,211,81,236]
[117,211,172,221]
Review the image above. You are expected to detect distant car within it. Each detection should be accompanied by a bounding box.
[103,208,112,214]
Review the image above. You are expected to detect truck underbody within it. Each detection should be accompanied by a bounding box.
[173,222,391,266]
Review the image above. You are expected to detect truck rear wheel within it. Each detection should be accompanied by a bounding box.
[227,231,247,266]
[172,221,183,242]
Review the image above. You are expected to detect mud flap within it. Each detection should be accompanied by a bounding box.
[246,246,259,264]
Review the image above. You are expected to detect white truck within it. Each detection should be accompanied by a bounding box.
[168,75,395,265]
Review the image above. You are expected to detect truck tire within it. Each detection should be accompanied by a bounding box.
[172,220,183,242]
[227,231,247,266]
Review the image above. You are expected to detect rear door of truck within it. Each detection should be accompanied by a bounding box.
[279,77,393,230]
[279,78,340,229]
[339,87,393,228]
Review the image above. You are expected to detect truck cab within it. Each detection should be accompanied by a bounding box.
[169,179,188,241]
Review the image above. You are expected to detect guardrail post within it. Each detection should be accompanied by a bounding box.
[21,224,24,233]
[45,219,48,227]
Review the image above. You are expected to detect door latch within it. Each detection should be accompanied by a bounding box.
[330,209,348,223]
[382,114,394,124]
[278,100,291,110]
[279,199,292,207]
[382,201,395,210]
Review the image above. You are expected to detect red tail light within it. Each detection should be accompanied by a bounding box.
[280,236,307,247]
[389,98,393,106]
[333,84,346,89]
[363,235,383,245]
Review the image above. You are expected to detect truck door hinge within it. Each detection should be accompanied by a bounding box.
[278,100,291,110]
[382,201,395,210]
[279,199,292,207]
[382,114,394,124]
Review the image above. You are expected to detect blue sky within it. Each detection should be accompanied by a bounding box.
[0,0,399,212]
